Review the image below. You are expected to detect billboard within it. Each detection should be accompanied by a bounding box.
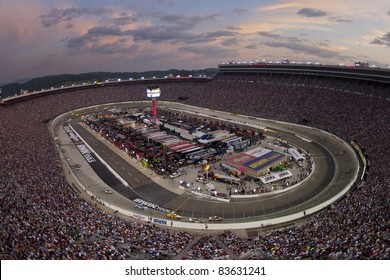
[260,170,292,184]
[227,153,256,165]
[243,151,286,172]
[146,86,161,97]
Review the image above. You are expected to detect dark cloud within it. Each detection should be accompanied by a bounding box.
[331,17,353,23]
[370,32,390,47]
[87,26,125,36]
[179,45,237,58]
[286,36,306,43]
[40,7,113,27]
[112,15,138,25]
[245,44,257,49]
[67,28,139,54]
[129,26,194,43]
[227,26,242,31]
[67,36,95,50]
[317,42,330,47]
[89,40,139,54]
[67,21,238,51]
[258,31,281,38]
[67,26,129,50]
[297,8,328,17]
[263,41,349,59]
[129,26,236,44]
[221,38,239,46]
[151,12,221,29]
[206,31,237,37]
[184,30,238,44]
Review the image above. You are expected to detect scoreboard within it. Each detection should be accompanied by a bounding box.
[147,86,161,97]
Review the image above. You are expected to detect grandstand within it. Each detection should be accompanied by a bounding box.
[0,63,389,259]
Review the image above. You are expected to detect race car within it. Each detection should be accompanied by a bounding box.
[208,216,223,221]
[189,217,205,223]
[167,213,182,220]
[134,204,147,210]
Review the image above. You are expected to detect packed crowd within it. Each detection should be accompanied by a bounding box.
[0,72,389,259]
[184,236,228,260]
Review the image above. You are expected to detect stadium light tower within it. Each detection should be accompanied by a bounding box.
[146,86,161,118]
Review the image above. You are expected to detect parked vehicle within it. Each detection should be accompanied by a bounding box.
[216,192,229,199]
[169,172,181,179]
[196,177,207,184]
[205,183,216,192]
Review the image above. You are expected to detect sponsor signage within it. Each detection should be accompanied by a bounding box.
[243,151,285,171]
[153,218,168,225]
[64,125,80,142]
[76,144,96,163]
[146,87,161,98]
[227,153,256,165]
[133,198,173,214]
[260,170,293,184]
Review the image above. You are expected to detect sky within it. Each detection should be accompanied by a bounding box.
[0,0,389,84]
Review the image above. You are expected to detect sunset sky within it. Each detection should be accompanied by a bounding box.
[1,0,389,84]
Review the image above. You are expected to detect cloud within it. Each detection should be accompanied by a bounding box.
[258,31,282,38]
[370,32,390,47]
[263,41,349,59]
[151,12,221,29]
[129,25,237,44]
[221,38,239,46]
[227,26,242,31]
[67,26,129,50]
[388,11,390,15]
[112,14,138,25]
[87,26,125,36]
[179,45,237,58]
[40,7,113,27]
[297,8,352,23]
[206,30,237,37]
[286,36,306,43]
[89,40,139,54]
[331,17,353,23]
[66,19,238,51]
[245,44,257,49]
[129,26,194,43]
[260,3,299,12]
[297,8,328,17]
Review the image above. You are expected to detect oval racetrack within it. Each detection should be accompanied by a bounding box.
[59,101,361,225]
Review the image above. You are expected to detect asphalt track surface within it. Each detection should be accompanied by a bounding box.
[66,102,360,222]
[71,122,179,207]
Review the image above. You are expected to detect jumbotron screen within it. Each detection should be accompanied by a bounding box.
[147,86,161,97]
